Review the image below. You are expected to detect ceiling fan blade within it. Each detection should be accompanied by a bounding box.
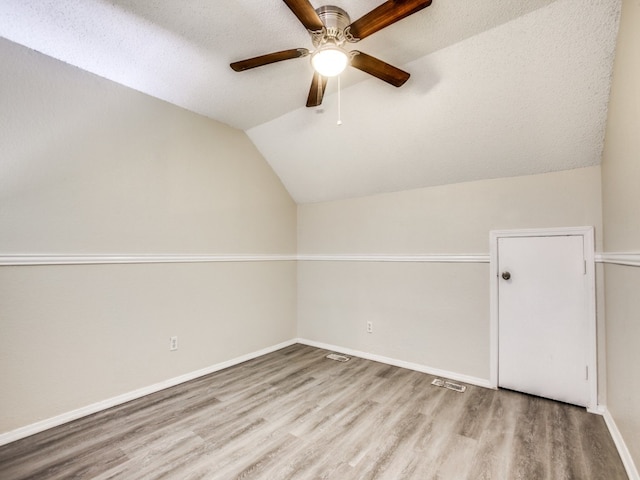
[350,51,410,87]
[346,0,432,42]
[283,0,325,32]
[306,72,328,107]
[230,48,309,72]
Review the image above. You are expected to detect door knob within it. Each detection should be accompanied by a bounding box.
[501,271,511,280]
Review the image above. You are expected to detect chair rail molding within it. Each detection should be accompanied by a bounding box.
[297,254,490,263]
[596,252,640,267]
[0,254,297,266]
[1,253,490,266]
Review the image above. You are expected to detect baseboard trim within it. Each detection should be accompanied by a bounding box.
[297,338,493,389]
[600,406,640,480]
[0,339,298,447]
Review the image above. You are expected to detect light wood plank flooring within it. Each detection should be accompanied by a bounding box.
[0,344,628,479]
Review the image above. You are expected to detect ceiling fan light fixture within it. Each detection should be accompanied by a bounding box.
[311,45,349,77]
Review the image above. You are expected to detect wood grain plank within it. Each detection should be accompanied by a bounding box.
[0,344,628,480]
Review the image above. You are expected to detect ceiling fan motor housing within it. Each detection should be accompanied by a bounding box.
[313,5,351,47]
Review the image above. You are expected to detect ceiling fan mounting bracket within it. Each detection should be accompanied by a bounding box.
[343,26,359,43]
[309,28,326,45]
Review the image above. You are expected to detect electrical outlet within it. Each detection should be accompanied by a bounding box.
[366,321,373,333]
[169,336,178,351]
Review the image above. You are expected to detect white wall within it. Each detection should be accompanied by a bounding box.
[601,0,640,469]
[298,167,603,382]
[0,15,634,473]
[0,38,297,434]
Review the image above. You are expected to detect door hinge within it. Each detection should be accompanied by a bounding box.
[583,260,587,275]
[586,365,589,380]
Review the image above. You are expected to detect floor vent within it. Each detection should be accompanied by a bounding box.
[326,353,350,362]
[431,378,466,393]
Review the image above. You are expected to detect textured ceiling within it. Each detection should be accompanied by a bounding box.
[0,0,621,203]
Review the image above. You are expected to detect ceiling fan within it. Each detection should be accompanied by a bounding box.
[230,0,433,107]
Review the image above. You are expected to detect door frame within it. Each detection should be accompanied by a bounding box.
[489,226,598,410]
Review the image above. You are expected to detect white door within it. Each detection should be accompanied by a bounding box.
[498,235,589,406]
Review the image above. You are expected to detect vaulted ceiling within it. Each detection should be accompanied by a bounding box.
[0,0,621,203]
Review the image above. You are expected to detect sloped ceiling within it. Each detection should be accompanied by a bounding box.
[0,0,621,203]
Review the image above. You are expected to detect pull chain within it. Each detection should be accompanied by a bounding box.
[337,75,342,126]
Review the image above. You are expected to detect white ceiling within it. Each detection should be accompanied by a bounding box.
[0,0,621,203]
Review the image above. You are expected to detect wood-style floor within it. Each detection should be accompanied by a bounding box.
[0,344,627,479]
